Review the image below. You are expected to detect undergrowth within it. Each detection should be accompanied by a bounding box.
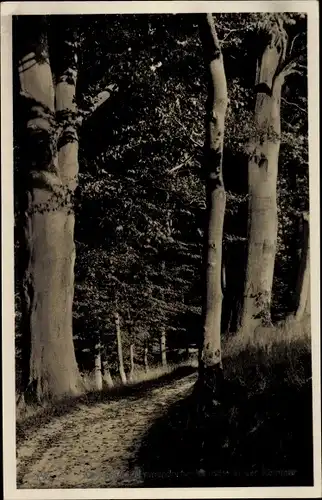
[138,318,313,487]
[82,359,198,392]
[222,315,311,391]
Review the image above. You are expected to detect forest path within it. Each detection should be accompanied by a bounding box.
[17,369,197,488]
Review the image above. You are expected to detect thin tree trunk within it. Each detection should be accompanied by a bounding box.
[291,212,310,321]
[94,343,103,391]
[144,345,149,373]
[199,14,228,388]
[129,343,135,381]
[221,262,226,294]
[125,299,135,381]
[101,350,114,388]
[17,16,83,401]
[160,328,167,367]
[240,19,294,334]
[115,312,127,384]
[102,361,114,388]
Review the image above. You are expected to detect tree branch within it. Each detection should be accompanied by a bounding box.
[168,154,194,174]
[289,33,300,55]
[77,84,119,125]
[278,59,307,80]
[281,97,307,114]
[221,27,247,43]
[206,13,221,49]
[172,115,203,148]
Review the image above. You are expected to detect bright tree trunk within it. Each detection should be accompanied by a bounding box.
[115,312,127,384]
[290,212,310,321]
[240,19,292,334]
[129,344,135,381]
[102,363,114,388]
[144,345,149,373]
[199,14,228,386]
[94,344,103,391]
[101,350,114,388]
[17,16,83,401]
[160,328,167,367]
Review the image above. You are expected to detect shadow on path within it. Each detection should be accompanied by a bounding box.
[17,365,197,446]
[137,373,313,487]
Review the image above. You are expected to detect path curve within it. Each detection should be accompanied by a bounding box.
[17,372,197,488]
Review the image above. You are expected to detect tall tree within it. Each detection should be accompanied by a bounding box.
[115,312,127,384]
[240,15,305,333]
[160,327,167,367]
[288,211,310,321]
[94,341,103,390]
[129,343,135,381]
[14,15,119,401]
[101,348,114,388]
[144,344,149,373]
[15,16,84,401]
[199,14,228,387]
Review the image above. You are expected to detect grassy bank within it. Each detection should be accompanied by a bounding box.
[16,360,197,424]
[16,362,198,446]
[139,318,313,487]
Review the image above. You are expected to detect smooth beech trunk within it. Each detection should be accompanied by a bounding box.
[291,213,310,321]
[94,345,103,391]
[144,346,149,373]
[115,312,127,384]
[129,344,135,381]
[101,351,114,388]
[17,16,83,401]
[160,328,167,367]
[199,14,228,385]
[240,19,297,334]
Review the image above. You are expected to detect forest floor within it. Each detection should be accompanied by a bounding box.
[16,322,313,489]
[16,366,197,488]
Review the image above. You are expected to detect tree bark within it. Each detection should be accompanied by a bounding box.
[115,312,127,384]
[102,363,114,388]
[17,16,83,402]
[101,350,114,388]
[288,212,310,321]
[94,344,103,391]
[240,19,292,334]
[199,14,228,387]
[160,328,167,367]
[129,343,135,381]
[144,345,149,373]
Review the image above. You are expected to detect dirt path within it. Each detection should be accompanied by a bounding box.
[17,371,197,488]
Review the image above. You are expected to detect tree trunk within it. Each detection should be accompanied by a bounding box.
[94,344,103,391]
[102,362,114,388]
[101,350,114,388]
[240,19,292,334]
[129,343,135,381]
[221,262,226,294]
[291,212,310,321]
[144,345,149,373]
[115,312,127,384]
[17,16,83,402]
[199,14,228,389]
[160,328,167,367]
[125,302,135,381]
